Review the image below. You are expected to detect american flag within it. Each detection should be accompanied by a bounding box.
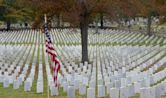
[44,19,61,87]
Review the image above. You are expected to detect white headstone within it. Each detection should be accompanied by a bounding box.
[128,84,135,97]
[0,75,4,83]
[120,87,128,98]
[68,86,75,98]
[74,79,79,90]
[37,82,43,93]
[140,88,150,98]
[98,85,105,98]
[89,80,96,88]
[87,88,95,98]
[98,79,103,85]
[110,88,119,98]
[121,78,127,87]
[24,80,31,92]
[3,78,9,88]
[50,86,59,96]
[106,83,111,95]
[63,82,68,92]
[13,79,19,89]
[149,87,156,98]
[134,82,140,93]
[79,84,86,95]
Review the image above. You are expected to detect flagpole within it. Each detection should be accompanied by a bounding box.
[44,14,47,24]
[44,14,50,98]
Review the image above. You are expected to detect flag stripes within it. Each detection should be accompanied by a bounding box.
[44,24,60,87]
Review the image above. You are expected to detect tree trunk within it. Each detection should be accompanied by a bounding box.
[56,14,60,28]
[80,16,89,63]
[100,13,104,29]
[6,21,11,31]
[95,16,99,34]
[79,0,89,63]
[147,15,152,36]
[128,20,131,33]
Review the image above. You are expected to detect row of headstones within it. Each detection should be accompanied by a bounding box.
[110,45,163,72]
[138,48,165,71]
[2,29,165,45]
[55,45,81,63]
[0,33,165,93]
[0,30,43,44]
[147,55,166,74]
[15,45,37,90]
[98,61,165,98]
[62,59,166,98]
[57,60,97,97]
[0,45,30,75]
[50,29,142,44]
[93,47,165,88]
[0,45,22,63]
[64,79,166,98]
[55,29,165,45]
[0,50,165,97]
[53,43,163,82]
[50,43,164,84]
[55,44,153,72]
[24,45,39,91]
[61,62,92,75]
[36,64,43,93]
[1,64,29,89]
[96,55,165,88]
[91,45,157,74]
[56,29,136,44]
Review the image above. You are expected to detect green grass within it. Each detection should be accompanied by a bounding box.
[161,95,166,98]
[129,93,140,98]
